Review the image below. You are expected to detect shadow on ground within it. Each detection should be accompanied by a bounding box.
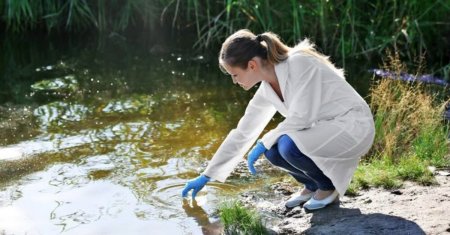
[302,204,425,235]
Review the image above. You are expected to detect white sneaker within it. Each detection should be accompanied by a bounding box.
[285,191,315,208]
[303,190,339,210]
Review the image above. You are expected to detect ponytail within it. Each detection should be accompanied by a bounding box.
[257,32,290,65]
[219,29,343,78]
[219,29,291,71]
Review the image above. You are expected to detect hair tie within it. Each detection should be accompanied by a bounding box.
[256,34,263,42]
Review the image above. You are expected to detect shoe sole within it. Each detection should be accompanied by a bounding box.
[304,198,339,211]
[285,200,309,209]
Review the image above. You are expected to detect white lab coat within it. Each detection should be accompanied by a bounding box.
[203,51,375,196]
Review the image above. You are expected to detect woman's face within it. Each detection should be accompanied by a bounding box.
[222,59,262,91]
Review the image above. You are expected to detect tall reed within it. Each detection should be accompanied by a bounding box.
[170,0,450,77]
[1,0,449,75]
[2,0,159,33]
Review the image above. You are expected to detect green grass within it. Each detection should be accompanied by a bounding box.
[219,200,268,235]
[352,157,402,191]
[181,0,449,76]
[1,0,159,33]
[412,124,449,168]
[1,1,449,75]
[348,51,450,193]
[350,155,436,193]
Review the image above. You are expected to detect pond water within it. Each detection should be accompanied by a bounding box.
[0,36,370,234]
[0,36,294,234]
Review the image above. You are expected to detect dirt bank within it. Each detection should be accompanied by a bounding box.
[239,172,450,234]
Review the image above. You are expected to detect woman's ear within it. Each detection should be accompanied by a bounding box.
[248,60,257,71]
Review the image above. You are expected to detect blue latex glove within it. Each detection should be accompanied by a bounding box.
[181,174,210,199]
[247,141,267,175]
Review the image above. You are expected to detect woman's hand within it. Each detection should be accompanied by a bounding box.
[247,141,267,175]
[181,174,210,199]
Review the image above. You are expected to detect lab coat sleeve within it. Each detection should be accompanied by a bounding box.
[203,86,277,182]
[261,55,323,149]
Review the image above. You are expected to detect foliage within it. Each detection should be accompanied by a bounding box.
[1,0,449,74]
[368,50,449,163]
[1,0,159,33]
[167,0,450,74]
[219,200,268,235]
[349,51,450,191]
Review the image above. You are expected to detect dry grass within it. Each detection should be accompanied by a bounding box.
[368,51,448,163]
[350,51,450,192]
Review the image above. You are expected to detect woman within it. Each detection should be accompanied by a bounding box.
[181,29,375,210]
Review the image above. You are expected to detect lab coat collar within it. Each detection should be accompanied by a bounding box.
[274,59,289,101]
[262,59,289,115]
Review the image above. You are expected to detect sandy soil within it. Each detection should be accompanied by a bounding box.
[239,172,450,234]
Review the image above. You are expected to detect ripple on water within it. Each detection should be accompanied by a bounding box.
[149,179,240,211]
[81,154,116,180]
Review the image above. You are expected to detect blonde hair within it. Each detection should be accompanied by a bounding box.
[219,29,344,78]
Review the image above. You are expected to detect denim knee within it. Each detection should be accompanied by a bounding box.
[277,135,297,158]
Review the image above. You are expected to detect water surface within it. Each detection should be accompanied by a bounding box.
[0,37,285,234]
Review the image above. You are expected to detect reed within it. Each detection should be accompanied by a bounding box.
[177,0,449,77]
[2,0,449,74]
[2,0,159,33]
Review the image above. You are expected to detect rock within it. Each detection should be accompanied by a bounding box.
[428,166,436,173]
[437,170,450,176]
[391,190,403,195]
[270,182,296,196]
[285,207,303,218]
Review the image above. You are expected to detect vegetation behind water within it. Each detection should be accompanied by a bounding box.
[348,51,450,193]
[1,0,449,77]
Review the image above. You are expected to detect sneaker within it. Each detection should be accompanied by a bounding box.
[303,190,339,210]
[285,191,315,208]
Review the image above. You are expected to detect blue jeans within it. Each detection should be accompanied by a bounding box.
[264,135,335,192]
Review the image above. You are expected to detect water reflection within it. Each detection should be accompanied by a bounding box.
[0,44,254,234]
[0,174,184,234]
[182,199,223,235]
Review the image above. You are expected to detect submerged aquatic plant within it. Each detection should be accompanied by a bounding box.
[31,75,79,93]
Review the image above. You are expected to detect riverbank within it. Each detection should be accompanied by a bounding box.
[238,170,450,234]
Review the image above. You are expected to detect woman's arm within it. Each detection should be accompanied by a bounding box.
[203,86,277,182]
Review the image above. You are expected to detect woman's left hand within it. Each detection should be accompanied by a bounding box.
[247,141,267,175]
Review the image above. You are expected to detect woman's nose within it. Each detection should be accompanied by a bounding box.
[231,76,237,84]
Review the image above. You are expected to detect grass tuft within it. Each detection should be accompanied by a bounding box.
[219,200,268,235]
